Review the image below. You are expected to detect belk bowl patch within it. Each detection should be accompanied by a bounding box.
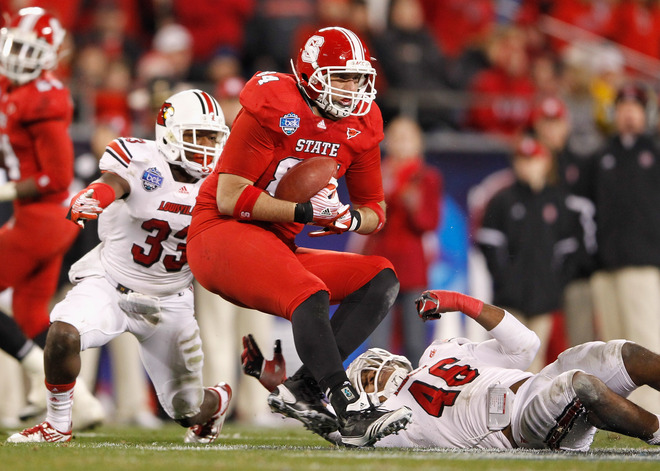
[141,167,164,191]
[280,113,300,135]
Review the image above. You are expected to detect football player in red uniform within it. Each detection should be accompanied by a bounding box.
[188,26,412,447]
[0,9,78,357]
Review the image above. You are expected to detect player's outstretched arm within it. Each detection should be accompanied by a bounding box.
[67,172,129,228]
[415,290,504,331]
[416,290,540,368]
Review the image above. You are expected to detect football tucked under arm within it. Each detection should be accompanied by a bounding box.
[274,156,337,203]
[241,334,286,392]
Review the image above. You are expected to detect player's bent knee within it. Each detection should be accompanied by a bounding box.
[621,341,658,387]
[376,267,399,295]
[572,371,608,407]
[46,321,81,356]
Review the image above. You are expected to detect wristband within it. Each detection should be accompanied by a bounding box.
[349,210,361,231]
[294,201,313,223]
[451,292,484,319]
[233,184,263,220]
[360,202,386,234]
[88,182,116,208]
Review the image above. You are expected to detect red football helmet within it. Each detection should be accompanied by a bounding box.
[0,7,66,84]
[292,26,377,119]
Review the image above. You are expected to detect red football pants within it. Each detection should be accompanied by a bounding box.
[0,202,79,338]
[188,220,393,321]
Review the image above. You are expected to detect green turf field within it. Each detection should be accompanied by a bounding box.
[1,422,659,471]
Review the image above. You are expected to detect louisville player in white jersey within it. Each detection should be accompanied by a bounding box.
[244,290,660,450]
[8,89,232,444]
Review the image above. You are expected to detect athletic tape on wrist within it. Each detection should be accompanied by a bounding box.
[349,210,361,231]
[233,184,264,220]
[294,202,314,223]
[452,292,484,318]
[88,182,116,208]
[360,202,385,234]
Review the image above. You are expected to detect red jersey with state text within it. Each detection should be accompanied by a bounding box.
[0,73,74,208]
[191,72,385,243]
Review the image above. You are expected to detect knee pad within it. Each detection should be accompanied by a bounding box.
[177,323,204,374]
[170,385,204,421]
[572,372,606,407]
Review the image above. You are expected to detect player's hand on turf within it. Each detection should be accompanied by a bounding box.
[308,177,350,234]
[241,334,286,392]
[68,188,103,228]
[415,290,442,321]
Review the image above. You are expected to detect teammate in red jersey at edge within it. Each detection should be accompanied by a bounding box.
[0,8,79,349]
[188,26,412,447]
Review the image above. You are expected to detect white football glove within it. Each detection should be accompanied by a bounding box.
[69,189,104,228]
[308,177,350,231]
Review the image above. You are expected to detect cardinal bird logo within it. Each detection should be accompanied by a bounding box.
[157,102,174,126]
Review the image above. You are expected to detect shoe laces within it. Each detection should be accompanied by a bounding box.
[289,375,326,404]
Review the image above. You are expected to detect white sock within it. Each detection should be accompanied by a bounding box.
[646,414,660,445]
[46,382,75,433]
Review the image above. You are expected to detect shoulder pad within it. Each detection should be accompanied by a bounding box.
[14,77,72,123]
[240,72,305,119]
[100,138,154,173]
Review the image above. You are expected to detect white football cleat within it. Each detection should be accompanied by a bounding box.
[184,382,232,444]
[7,421,72,443]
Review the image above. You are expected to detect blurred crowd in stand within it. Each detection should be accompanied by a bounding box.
[4,0,660,425]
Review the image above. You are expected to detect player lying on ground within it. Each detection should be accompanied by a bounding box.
[243,290,660,450]
[7,89,232,444]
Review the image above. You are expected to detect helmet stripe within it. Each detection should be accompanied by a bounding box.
[201,91,215,114]
[335,27,365,61]
[17,11,40,33]
[192,90,208,114]
[194,90,218,115]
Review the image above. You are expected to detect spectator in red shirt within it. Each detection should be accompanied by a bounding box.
[465,26,537,141]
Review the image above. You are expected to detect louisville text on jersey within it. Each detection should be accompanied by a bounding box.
[157,201,193,216]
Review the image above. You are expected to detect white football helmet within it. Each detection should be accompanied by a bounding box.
[155,89,229,179]
[346,348,413,404]
[0,7,66,84]
[292,26,377,119]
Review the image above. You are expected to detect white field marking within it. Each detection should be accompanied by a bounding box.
[60,442,660,462]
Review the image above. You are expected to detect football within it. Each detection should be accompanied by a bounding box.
[275,157,337,203]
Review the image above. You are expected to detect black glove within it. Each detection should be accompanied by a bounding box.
[415,291,442,321]
[241,334,286,391]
